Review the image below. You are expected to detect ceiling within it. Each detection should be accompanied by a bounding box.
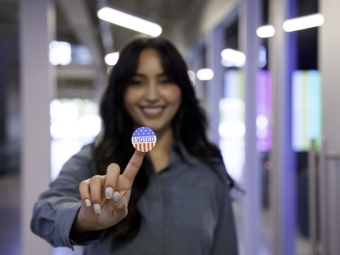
[0,0,205,98]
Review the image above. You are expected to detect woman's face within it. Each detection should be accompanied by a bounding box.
[124,48,182,134]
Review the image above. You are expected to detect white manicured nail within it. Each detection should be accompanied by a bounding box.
[85,199,91,207]
[112,191,121,204]
[105,187,113,199]
[94,204,101,214]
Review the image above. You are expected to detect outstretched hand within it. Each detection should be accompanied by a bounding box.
[73,150,145,234]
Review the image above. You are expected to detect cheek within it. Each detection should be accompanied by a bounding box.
[167,87,182,106]
[124,88,138,108]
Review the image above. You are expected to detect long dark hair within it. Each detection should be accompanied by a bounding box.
[93,36,234,243]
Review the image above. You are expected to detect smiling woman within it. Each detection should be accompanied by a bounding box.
[124,48,182,135]
[31,36,239,255]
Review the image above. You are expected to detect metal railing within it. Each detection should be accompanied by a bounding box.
[309,139,340,255]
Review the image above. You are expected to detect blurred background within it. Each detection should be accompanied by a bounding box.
[0,0,339,254]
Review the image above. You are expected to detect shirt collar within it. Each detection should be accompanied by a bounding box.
[144,141,198,175]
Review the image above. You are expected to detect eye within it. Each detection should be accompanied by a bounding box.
[128,79,142,86]
[159,76,173,84]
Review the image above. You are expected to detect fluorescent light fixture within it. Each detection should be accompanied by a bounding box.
[105,52,119,66]
[283,13,324,32]
[221,58,234,68]
[256,25,275,38]
[221,58,247,68]
[97,7,162,37]
[196,68,214,81]
[221,48,246,67]
[49,41,71,66]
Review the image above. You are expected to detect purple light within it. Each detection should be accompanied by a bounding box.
[257,70,272,152]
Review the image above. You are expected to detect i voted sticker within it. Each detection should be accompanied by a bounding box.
[131,127,157,152]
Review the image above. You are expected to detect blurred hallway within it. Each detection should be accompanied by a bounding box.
[2,0,340,254]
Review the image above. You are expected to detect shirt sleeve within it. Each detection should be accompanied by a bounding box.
[30,144,105,249]
[211,169,239,255]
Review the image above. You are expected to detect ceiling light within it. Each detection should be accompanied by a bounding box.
[283,13,324,32]
[49,41,71,66]
[221,48,246,67]
[104,52,119,66]
[97,7,162,37]
[256,25,275,38]
[196,69,214,81]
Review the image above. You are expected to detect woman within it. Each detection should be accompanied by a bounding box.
[31,36,239,255]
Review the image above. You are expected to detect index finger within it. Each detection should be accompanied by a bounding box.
[122,150,146,182]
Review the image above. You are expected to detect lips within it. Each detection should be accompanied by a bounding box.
[140,106,164,118]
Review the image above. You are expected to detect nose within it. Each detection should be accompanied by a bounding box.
[144,82,159,103]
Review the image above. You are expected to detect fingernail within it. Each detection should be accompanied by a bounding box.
[85,199,91,207]
[112,191,121,204]
[94,204,101,214]
[105,187,113,199]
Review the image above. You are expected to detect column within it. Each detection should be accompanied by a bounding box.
[20,0,55,254]
[240,0,261,254]
[205,28,224,145]
[319,0,340,253]
[268,0,296,254]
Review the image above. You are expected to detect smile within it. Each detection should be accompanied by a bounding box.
[140,107,164,117]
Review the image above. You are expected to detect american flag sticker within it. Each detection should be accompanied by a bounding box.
[131,127,157,152]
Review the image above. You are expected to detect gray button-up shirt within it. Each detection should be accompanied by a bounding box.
[31,143,238,255]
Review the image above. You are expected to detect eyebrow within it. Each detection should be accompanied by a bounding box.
[133,72,169,78]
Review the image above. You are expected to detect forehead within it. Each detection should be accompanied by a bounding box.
[136,48,164,74]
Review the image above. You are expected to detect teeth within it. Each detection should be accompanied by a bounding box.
[142,107,163,114]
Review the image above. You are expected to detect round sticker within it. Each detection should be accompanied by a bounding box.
[131,127,157,152]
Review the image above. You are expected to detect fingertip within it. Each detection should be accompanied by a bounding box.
[112,191,121,204]
[108,162,120,169]
[85,199,91,207]
[134,150,146,157]
[94,204,101,214]
[105,187,113,199]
